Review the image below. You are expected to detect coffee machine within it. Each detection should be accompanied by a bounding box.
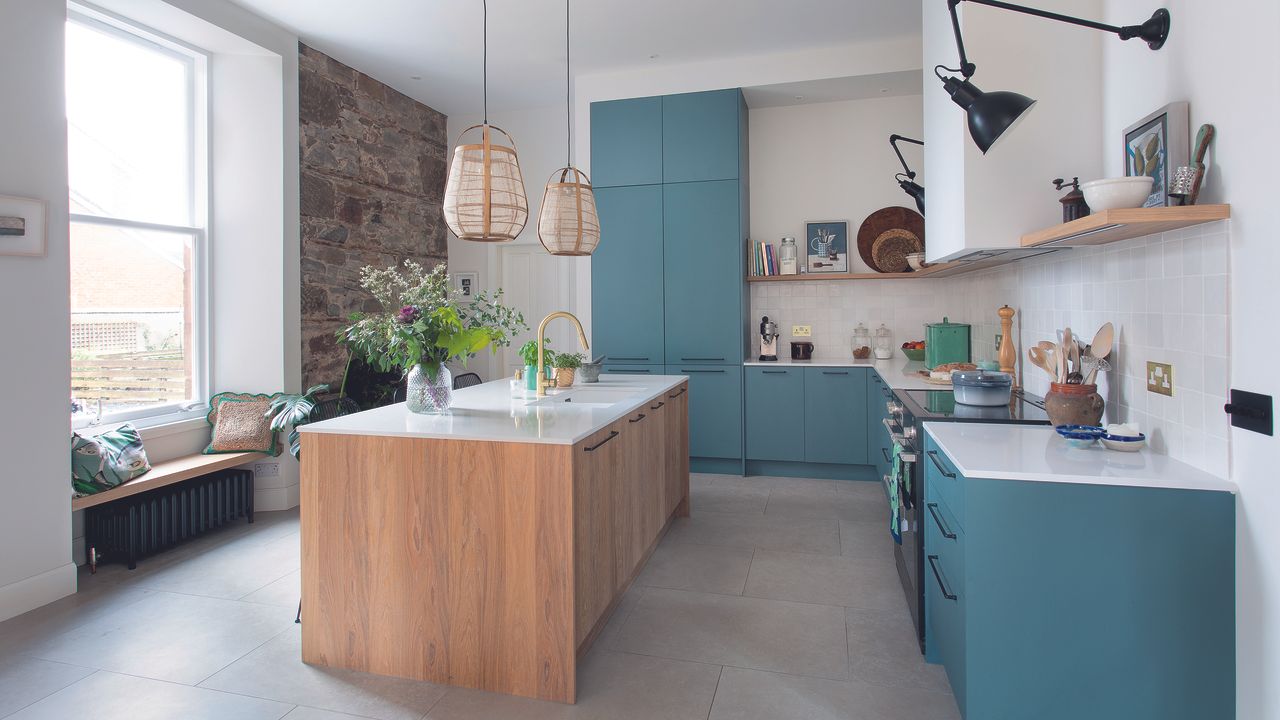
[759,316,780,361]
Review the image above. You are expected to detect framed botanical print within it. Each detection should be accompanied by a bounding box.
[1124,101,1189,208]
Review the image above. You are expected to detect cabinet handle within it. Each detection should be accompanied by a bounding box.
[610,357,649,361]
[822,370,850,376]
[629,413,647,423]
[681,357,725,361]
[927,503,957,539]
[609,368,651,373]
[584,431,620,452]
[668,387,687,398]
[650,401,665,410]
[872,375,882,384]
[928,555,958,601]
[762,370,788,374]
[881,447,892,463]
[680,369,726,374]
[927,450,956,479]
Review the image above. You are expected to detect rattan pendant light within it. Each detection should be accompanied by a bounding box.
[536,0,600,256]
[443,0,528,243]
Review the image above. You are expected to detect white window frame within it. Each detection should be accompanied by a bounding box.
[68,3,211,431]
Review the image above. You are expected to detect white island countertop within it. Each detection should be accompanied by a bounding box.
[744,354,942,391]
[923,422,1236,493]
[299,374,685,446]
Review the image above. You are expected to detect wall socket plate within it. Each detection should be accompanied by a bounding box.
[252,462,280,478]
[1147,361,1174,396]
[792,325,812,337]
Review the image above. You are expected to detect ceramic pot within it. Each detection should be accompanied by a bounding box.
[1045,382,1104,427]
[406,364,452,414]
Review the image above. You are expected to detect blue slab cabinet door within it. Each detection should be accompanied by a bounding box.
[868,372,895,478]
[590,96,662,188]
[662,89,742,183]
[591,185,664,366]
[668,365,742,460]
[745,367,805,462]
[663,180,743,365]
[803,368,869,465]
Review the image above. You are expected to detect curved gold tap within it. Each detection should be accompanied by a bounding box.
[536,311,590,397]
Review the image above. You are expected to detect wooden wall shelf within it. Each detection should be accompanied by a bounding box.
[1020,204,1230,248]
[747,262,958,282]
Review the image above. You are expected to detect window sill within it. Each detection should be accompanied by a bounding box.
[73,407,209,437]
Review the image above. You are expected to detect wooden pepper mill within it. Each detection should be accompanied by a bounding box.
[998,305,1017,386]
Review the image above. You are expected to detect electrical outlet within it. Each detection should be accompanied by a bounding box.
[253,462,280,478]
[792,325,812,337]
[1147,361,1174,396]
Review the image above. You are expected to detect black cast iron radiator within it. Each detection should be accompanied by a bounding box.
[86,468,254,571]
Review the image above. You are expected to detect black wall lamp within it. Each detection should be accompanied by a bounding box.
[890,134,925,215]
[937,0,1171,153]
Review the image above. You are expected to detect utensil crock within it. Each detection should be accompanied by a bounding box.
[1045,382,1105,427]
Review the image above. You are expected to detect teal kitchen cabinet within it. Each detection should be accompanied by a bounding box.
[922,432,1235,720]
[745,367,805,462]
[591,185,664,365]
[667,364,742,461]
[662,89,743,183]
[590,96,662,188]
[868,372,895,478]
[663,180,744,365]
[803,368,869,465]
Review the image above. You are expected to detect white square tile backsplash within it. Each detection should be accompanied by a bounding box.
[750,220,1231,477]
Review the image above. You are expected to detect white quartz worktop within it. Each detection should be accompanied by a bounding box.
[923,422,1236,493]
[299,374,685,445]
[744,354,940,391]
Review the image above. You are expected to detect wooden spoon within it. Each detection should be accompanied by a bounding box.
[1089,322,1115,360]
[1028,347,1054,378]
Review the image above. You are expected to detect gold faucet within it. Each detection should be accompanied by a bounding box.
[536,311,590,397]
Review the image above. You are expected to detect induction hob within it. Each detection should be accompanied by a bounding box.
[899,388,1051,425]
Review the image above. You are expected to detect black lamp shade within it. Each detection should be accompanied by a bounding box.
[941,75,1036,154]
[898,179,926,215]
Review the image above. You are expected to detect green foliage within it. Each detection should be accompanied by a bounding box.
[552,352,584,369]
[337,261,528,379]
[518,339,550,367]
[267,384,329,460]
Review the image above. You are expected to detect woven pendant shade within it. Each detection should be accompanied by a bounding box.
[538,167,600,256]
[443,124,529,242]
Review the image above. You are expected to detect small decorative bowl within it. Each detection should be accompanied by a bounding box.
[902,347,926,362]
[1081,177,1154,212]
[1056,424,1105,448]
[906,252,928,271]
[1101,432,1147,452]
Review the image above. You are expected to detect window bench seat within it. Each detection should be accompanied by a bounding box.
[72,452,264,511]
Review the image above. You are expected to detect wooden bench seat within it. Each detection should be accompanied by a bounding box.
[72,451,266,512]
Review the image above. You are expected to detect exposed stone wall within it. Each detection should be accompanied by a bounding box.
[298,43,449,390]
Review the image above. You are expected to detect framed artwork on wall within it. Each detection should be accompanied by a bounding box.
[0,194,47,257]
[452,271,479,297]
[1123,101,1189,208]
[805,220,848,273]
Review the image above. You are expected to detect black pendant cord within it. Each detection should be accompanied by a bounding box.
[482,0,488,125]
[565,0,572,167]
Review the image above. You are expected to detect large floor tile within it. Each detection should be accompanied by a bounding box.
[27,591,295,685]
[663,512,840,556]
[708,666,961,720]
[636,542,753,595]
[765,479,885,523]
[283,708,385,720]
[689,474,771,515]
[0,583,154,661]
[611,588,848,680]
[845,607,950,694]
[426,650,721,720]
[0,656,95,718]
[5,670,293,720]
[743,550,902,611]
[594,586,645,650]
[200,626,447,720]
[135,530,300,601]
[840,520,895,560]
[240,569,301,608]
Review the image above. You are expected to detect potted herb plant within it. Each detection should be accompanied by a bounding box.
[517,339,553,392]
[552,352,584,388]
[338,261,526,414]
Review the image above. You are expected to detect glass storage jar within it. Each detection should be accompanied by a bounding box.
[851,323,872,359]
[779,237,798,275]
[874,324,894,359]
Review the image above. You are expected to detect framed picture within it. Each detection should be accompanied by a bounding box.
[452,271,478,297]
[805,220,848,273]
[0,194,47,257]
[1124,101,1189,208]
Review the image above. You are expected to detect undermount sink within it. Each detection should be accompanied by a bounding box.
[530,386,644,408]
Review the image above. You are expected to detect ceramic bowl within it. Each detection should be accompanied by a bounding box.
[902,347,926,362]
[1056,424,1104,448]
[906,252,928,271]
[1101,432,1147,452]
[1081,177,1154,212]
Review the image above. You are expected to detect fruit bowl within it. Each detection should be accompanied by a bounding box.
[1081,177,1154,212]
[902,345,925,362]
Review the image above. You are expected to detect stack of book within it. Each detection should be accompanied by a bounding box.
[751,240,779,277]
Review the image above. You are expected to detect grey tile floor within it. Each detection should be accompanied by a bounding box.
[0,474,959,720]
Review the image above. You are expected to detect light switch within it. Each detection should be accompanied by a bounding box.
[1147,361,1174,396]
[792,325,812,337]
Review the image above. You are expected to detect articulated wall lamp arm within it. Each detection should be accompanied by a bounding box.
[889,134,924,180]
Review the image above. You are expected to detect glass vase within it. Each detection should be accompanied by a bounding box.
[405,364,453,414]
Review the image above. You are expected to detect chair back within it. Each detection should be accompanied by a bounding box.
[452,372,483,390]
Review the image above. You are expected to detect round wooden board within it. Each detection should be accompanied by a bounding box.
[857,207,925,273]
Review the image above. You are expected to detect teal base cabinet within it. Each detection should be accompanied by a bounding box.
[803,368,868,465]
[868,372,894,480]
[745,367,804,462]
[922,433,1235,720]
[668,365,742,462]
[743,367,876,478]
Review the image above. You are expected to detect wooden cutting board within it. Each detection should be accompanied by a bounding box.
[857,207,925,273]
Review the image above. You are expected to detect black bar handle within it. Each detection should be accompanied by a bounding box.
[668,387,687,398]
[608,368,651,373]
[927,503,957,539]
[681,369,726,374]
[822,370,850,376]
[928,555,958,601]
[584,431,619,452]
[629,413,647,423]
[610,357,649,361]
[881,446,892,463]
[680,357,725,361]
[650,401,665,410]
[927,450,956,478]
[762,370,788,374]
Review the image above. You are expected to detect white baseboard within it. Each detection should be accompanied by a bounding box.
[255,482,298,512]
[0,563,77,623]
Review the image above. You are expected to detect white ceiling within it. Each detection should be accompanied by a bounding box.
[227,0,922,117]
[742,70,923,108]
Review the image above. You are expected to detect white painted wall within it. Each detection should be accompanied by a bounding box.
[922,0,1103,262]
[749,93,924,275]
[1093,0,1280,714]
[0,0,78,622]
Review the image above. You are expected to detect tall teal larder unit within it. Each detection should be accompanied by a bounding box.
[591,88,749,472]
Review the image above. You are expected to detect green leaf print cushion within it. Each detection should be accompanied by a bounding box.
[71,423,152,497]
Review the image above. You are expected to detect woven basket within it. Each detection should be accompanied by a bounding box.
[871,228,923,273]
[443,124,529,242]
[538,167,600,256]
[554,367,576,388]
